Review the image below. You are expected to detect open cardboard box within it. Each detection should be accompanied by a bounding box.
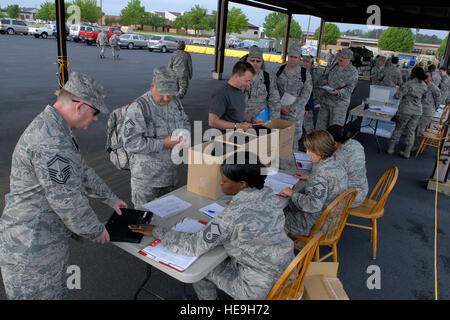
[252,119,295,159]
[303,262,349,300]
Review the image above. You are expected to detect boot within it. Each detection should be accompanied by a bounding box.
[386,142,395,155]
[399,150,410,159]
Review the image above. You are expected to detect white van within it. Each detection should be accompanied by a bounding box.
[69,24,82,42]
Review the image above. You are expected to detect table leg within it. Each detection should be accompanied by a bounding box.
[373,120,382,153]
[134,264,165,300]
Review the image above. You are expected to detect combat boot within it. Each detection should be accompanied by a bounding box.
[399,150,410,159]
[386,142,395,155]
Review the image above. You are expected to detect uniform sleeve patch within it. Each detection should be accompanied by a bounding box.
[312,182,326,200]
[203,223,221,243]
[124,119,135,137]
[47,154,71,184]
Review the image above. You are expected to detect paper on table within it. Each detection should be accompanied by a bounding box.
[142,195,192,218]
[200,203,225,218]
[171,218,206,233]
[280,92,297,105]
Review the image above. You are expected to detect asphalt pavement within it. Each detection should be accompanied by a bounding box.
[0,34,449,300]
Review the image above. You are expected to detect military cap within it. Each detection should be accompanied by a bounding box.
[287,46,301,57]
[63,72,109,114]
[340,48,353,59]
[302,55,313,64]
[152,66,178,96]
[377,56,386,62]
[248,46,263,59]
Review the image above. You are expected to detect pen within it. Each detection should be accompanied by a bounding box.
[207,210,216,214]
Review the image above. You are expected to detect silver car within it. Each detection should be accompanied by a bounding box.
[147,35,178,53]
[119,34,149,49]
[0,18,29,35]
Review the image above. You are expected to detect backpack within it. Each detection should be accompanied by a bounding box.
[276,64,307,83]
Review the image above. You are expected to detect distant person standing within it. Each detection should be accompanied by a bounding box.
[109,33,120,60]
[96,29,108,59]
[438,67,450,105]
[371,56,386,85]
[379,57,403,88]
[168,41,193,100]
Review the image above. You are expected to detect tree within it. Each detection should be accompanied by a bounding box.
[72,0,101,23]
[377,27,414,52]
[185,5,208,35]
[226,7,248,34]
[120,0,146,28]
[272,18,302,39]
[313,23,340,48]
[172,14,190,33]
[263,12,285,38]
[438,34,448,57]
[6,5,20,19]
[36,1,56,21]
[144,12,166,31]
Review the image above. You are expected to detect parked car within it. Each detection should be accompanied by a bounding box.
[48,21,69,38]
[0,18,29,35]
[119,33,149,49]
[147,35,178,53]
[29,24,54,38]
[69,24,84,42]
[79,25,101,45]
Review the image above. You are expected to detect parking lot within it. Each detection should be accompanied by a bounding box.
[0,34,449,300]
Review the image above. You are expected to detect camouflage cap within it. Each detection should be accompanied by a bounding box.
[340,48,353,59]
[63,72,109,114]
[248,46,263,59]
[287,46,301,57]
[302,55,313,64]
[177,40,186,50]
[152,66,178,96]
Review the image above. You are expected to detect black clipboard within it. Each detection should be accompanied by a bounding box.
[105,208,153,243]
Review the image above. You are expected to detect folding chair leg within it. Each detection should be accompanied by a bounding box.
[415,138,425,158]
[372,219,377,259]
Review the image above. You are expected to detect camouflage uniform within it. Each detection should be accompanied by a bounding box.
[431,70,441,87]
[439,74,450,105]
[379,64,403,87]
[96,31,108,59]
[304,66,324,134]
[371,65,384,85]
[333,139,368,207]
[109,33,120,60]
[274,47,313,150]
[413,82,441,149]
[152,187,294,300]
[284,156,348,236]
[316,49,359,130]
[122,67,191,207]
[168,42,193,100]
[387,78,428,157]
[0,72,118,299]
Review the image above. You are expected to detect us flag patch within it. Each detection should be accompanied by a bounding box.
[47,155,71,184]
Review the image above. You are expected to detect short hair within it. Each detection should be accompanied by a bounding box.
[221,151,266,189]
[327,125,353,144]
[56,88,76,102]
[232,61,255,76]
[391,57,399,64]
[439,66,448,72]
[303,130,336,160]
[411,66,428,81]
[428,64,436,72]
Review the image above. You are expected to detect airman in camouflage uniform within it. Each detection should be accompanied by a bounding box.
[379,58,403,88]
[371,56,386,85]
[96,30,108,59]
[168,41,193,100]
[303,56,323,134]
[244,46,281,120]
[438,68,450,105]
[274,46,313,150]
[333,138,368,207]
[109,33,120,60]
[0,72,127,299]
[284,156,348,236]
[387,76,428,158]
[152,186,294,300]
[413,74,441,151]
[122,67,191,207]
[315,48,359,130]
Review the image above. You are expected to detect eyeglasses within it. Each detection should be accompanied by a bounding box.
[72,99,100,116]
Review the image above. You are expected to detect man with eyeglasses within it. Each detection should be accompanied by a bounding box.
[0,72,128,300]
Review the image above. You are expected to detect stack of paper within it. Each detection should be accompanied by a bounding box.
[294,152,313,170]
[368,105,397,116]
[142,195,192,218]
[171,218,206,233]
[199,203,225,218]
[265,172,299,195]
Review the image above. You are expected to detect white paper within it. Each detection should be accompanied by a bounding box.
[320,85,335,91]
[264,179,293,195]
[141,240,198,271]
[171,218,205,233]
[199,203,225,218]
[142,195,192,218]
[265,172,299,194]
[280,92,297,105]
[294,152,312,162]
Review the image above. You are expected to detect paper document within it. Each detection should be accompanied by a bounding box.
[294,152,313,170]
[199,203,225,218]
[368,105,397,116]
[140,239,198,272]
[320,85,335,91]
[265,172,299,195]
[280,92,297,105]
[142,195,192,218]
[171,218,206,233]
[294,152,312,162]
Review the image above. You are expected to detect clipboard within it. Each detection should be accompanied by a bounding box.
[105,208,153,243]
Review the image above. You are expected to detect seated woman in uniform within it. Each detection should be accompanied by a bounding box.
[280,130,348,236]
[327,125,368,207]
[129,151,294,300]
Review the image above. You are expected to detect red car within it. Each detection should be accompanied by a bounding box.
[79,26,123,45]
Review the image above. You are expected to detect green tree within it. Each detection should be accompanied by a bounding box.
[263,12,285,38]
[185,5,208,35]
[120,0,146,28]
[172,14,190,33]
[226,7,248,34]
[377,27,414,52]
[313,23,340,48]
[272,18,302,39]
[144,12,166,31]
[36,1,56,21]
[6,5,20,19]
[72,0,101,23]
[438,34,448,56]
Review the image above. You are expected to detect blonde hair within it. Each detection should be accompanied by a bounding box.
[303,130,336,160]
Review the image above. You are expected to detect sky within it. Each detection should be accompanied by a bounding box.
[2,0,448,39]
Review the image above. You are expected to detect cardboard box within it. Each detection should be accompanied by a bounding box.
[186,140,241,200]
[253,119,295,159]
[303,262,349,300]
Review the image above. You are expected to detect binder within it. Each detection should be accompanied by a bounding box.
[105,208,153,243]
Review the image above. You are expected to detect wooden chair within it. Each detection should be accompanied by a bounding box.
[289,189,357,263]
[265,232,322,300]
[345,166,399,259]
[415,126,450,158]
[426,103,449,133]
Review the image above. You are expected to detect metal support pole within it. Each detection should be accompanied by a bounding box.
[213,0,228,80]
[55,0,68,88]
[316,19,325,63]
[282,13,291,63]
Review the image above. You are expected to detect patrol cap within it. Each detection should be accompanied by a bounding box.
[339,48,353,59]
[287,46,301,57]
[302,55,313,64]
[152,66,178,96]
[248,46,263,59]
[63,72,109,114]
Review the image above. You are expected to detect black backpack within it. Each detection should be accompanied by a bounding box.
[276,64,307,83]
